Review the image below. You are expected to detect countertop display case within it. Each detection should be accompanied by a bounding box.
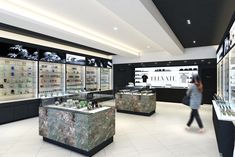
[39,62,65,98]
[86,67,100,91]
[66,64,85,94]
[115,89,156,116]
[0,58,37,101]
[39,97,115,156]
[100,68,112,91]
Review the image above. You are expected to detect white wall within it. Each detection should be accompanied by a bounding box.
[113,45,217,64]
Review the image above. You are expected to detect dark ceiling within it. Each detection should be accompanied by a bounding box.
[152,0,235,48]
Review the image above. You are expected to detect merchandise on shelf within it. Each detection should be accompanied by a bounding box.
[39,62,65,98]
[0,58,37,101]
[85,67,99,91]
[66,65,85,94]
[100,68,111,91]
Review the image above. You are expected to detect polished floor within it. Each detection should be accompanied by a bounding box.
[0,101,222,157]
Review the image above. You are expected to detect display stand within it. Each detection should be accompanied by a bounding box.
[115,91,156,116]
[39,105,115,157]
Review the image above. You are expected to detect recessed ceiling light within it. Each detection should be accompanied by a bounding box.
[193,40,196,44]
[187,19,191,25]
[147,45,151,49]
[113,27,118,31]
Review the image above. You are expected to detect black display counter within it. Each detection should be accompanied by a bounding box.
[0,98,40,124]
[212,100,235,157]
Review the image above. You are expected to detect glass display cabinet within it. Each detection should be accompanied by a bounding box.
[39,62,65,98]
[66,64,85,94]
[0,58,37,101]
[100,68,112,91]
[85,67,100,91]
[217,47,235,103]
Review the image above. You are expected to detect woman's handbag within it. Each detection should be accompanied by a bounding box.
[182,95,190,106]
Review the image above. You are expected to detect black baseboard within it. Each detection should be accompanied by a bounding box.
[43,136,113,157]
[117,109,155,116]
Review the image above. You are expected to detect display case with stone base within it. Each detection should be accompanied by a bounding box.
[39,106,115,157]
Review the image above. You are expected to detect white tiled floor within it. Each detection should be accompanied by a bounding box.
[0,101,221,157]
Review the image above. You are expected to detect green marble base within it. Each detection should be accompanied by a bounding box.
[39,106,115,155]
[115,93,156,115]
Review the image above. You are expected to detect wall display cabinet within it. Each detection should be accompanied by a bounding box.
[100,68,112,91]
[86,67,100,91]
[0,57,37,101]
[66,64,85,93]
[217,47,235,103]
[39,62,65,98]
[214,13,235,157]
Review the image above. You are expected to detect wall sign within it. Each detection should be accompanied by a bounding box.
[217,44,224,63]
[0,43,39,61]
[135,66,198,88]
[216,13,235,62]
[66,54,86,65]
[39,51,65,63]
[86,57,100,67]
[100,59,112,68]
[230,21,235,49]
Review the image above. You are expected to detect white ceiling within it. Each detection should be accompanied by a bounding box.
[0,0,184,57]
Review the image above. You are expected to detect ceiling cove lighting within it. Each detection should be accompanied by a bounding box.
[187,19,191,25]
[0,0,140,56]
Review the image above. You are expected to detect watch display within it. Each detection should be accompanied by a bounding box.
[0,58,37,101]
[86,67,99,91]
[39,62,65,98]
[100,68,111,90]
[66,64,85,93]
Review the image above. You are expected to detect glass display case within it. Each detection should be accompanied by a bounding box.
[85,67,100,91]
[66,64,85,94]
[39,62,65,98]
[229,48,235,102]
[217,46,235,103]
[0,58,37,101]
[100,68,112,90]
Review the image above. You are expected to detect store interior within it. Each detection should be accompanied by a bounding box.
[0,0,235,157]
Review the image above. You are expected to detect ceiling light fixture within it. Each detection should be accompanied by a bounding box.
[113,27,118,31]
[187,19,191,25]
[0,0,140,56]
[146,45,151,49]
[193,40,196,44]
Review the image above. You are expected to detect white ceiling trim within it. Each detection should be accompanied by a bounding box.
[0,0,140,56]
[98,0,184,55]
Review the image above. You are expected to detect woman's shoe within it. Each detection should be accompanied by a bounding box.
[185,126,190,130]
[198,128,205,133]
